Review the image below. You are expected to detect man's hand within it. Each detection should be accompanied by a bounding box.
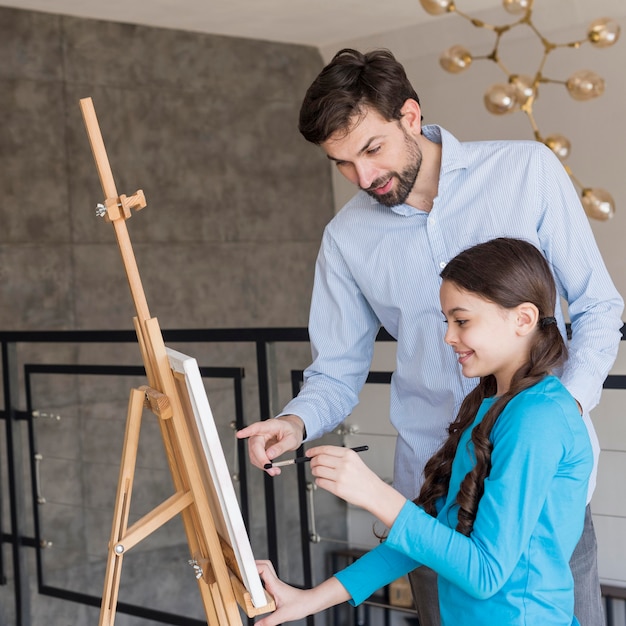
[236,414,305,476]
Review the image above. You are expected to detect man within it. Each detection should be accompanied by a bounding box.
[237,48,623,626]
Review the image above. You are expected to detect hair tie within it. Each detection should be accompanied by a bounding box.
[540,316,557,328]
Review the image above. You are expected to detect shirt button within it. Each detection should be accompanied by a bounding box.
[439,261,447,269]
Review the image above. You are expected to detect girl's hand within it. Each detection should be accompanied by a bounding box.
[307,445,406,528]
[254,560,309,625]
[254,560,349,625]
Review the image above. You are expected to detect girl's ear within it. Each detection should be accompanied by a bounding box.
[515,302,539,336]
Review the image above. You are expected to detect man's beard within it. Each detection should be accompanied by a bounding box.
[364,133,422,208]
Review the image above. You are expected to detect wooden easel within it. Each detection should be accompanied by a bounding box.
[79,97,275,626]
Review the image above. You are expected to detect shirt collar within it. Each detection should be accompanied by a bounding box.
[422,124,467,174]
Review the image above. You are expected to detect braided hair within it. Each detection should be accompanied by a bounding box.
[415,238,567,536]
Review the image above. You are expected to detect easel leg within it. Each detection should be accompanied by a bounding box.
[99,388,145,626]
[159,413,243,625]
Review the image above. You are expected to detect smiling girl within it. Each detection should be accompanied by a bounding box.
[255,237,593,626]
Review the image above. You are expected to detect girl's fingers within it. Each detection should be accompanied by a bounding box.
[307,444,349,459]
[256,559,274,576]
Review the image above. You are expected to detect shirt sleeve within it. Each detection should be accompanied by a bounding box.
[382,392,589,599]
[279,227,381,439]
[334,542,421,606]
[534,146,623,413]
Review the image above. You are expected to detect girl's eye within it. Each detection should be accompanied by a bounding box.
[456,319,468,326]
[367,146,381,155]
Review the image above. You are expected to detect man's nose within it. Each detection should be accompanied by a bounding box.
[355,162,378,191]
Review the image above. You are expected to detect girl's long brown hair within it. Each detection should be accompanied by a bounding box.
[414,238,567,536]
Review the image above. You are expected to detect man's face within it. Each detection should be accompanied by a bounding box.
[321,107,422,208]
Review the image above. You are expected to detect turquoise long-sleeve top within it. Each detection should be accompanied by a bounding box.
[334,376,593,625]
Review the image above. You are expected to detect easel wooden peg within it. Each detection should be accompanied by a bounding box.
[120,190,147,213]
[97,190,146,222]
[140,385,172,420]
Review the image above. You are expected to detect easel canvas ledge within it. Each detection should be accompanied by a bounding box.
[79,96,274,625]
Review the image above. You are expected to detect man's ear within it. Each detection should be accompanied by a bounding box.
[400,99,422,133]
[516,302,540,336]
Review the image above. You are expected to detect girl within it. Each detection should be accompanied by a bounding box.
[255,238,593,626]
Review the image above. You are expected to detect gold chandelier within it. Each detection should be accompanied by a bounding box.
[419,0,621,220]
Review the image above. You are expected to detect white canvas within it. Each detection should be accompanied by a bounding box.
[166,347,267,609]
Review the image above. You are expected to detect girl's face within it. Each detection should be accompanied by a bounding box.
[440,280,533,396]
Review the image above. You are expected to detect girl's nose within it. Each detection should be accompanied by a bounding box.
[444,325,456,346]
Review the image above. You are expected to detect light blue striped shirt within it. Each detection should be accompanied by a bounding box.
[281,125,623,499]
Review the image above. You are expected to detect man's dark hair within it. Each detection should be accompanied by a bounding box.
[298,48,421,145]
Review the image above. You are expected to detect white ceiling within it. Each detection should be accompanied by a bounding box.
[0,0,505,48]
[2,0,622,63]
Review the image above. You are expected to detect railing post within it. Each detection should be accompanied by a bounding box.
[2,340,31,625]
[256,340,279,570]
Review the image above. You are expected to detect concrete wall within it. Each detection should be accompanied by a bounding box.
[1,7,333,333]
[0,6,336,624]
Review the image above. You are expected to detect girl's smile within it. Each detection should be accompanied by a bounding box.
[454,350,473,365]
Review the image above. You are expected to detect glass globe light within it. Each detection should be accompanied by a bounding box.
[582,188,615,220]
[419,0,455,16]
[566,70,605,101]
[544,134,571,161]
[588,18,621,48]
[502,0,532,15]
[484,83,518,114]
[510,74,535,106]
[440,45,472,73]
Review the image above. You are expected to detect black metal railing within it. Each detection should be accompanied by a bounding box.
[0,328,305,625]
[0,326,624,625]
